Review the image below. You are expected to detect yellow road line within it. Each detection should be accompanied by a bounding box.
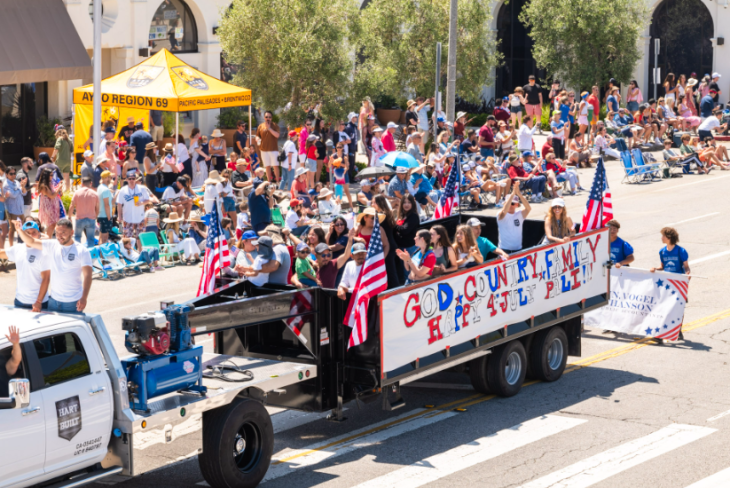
[274,307,730,464]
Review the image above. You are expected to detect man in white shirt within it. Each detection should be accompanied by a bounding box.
[116,172,149,244]
[1,221,50,311]
[698,109,728,141]
[496,185,531,254]
[161,176,193,219]
[280,130,298,192]
[516,115,539,153]
[14,219,92,314]
[337,242,367,300]
[285,199,311,237]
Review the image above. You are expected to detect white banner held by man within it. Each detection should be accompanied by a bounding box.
[584,267,689,342]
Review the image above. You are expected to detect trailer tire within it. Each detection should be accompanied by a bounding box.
[468,354,492,394]
[199,397,273,488]
[487,341,527,398]
[529,326,568,382]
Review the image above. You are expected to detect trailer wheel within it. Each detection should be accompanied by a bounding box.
[529,326,568,382]
[199,397,273,488]
[468,354,492,394]
[487,341,527,397]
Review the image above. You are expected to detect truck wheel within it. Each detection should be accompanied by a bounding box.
[199,398,273,488]
[487,341,527,397]
[529,326,568,382]
[468,354,492,394]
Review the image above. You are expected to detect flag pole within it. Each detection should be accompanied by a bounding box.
[599,156,604,228]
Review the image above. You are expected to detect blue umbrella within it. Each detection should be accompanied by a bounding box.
[379,151,420,169]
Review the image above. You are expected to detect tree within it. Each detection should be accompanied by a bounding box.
[217,0,360,127]
[520,0,649,90]
[355,0,501,105]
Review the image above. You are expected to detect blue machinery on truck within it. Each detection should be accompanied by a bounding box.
[121,304,206,412]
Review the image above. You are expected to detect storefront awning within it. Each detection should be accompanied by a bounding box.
[0,0,91,85]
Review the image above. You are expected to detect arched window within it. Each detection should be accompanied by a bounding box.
[649,0,713,97]
[149,0,198,54]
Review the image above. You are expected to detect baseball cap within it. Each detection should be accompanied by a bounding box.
[83,150,94,158]
[503,96,509,101]
[348,112,358,120]
[288,130,297,137]
[467,217,485,227]
[240,230,258,241]
[360,179,373,187]
[461,164,470,171]
[396,166,409,174]
[22,221,39,231]
[100,170,113,179]
[437,116,445,123]
[315,243,330,254]
[386,122,398,129]
[290,199,302,206]
[351,242,367,254]
[522,151,533,157]
[713,72,722,79]
[296,242,310,252]
[512,195,521,204]
[609,78,617,84]
[550,198,566,208]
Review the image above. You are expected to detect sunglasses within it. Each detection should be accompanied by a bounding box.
[511,202,519,206]
[319,252,332,258]
[334,222,346,227]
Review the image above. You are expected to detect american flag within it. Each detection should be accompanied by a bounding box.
[285,290,311,345]
[344,217,387,349]
[197,203,231,296]
[580,157,613,232]
[433,161,459,219]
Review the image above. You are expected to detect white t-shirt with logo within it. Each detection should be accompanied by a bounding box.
[116,184,147,224]
[497,209,525,251]
[6,244,50,304]
[42,240,92,302]
[162,185,185,202]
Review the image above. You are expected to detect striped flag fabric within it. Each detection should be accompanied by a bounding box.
[433,161,459,220]
[580,157,613,232]
[285,290,311,345]
[197,202,231,296]
[51,172,67,219]
[344,217,387,349]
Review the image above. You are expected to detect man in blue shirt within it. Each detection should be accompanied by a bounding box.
[608,220,634,268]
[129,122,153,165]
[467,217,508,261]
[613,109,636,141]
[388,167,410,205]
[700,90,717,120]
[248,178,274,232]
[410,166,436,209]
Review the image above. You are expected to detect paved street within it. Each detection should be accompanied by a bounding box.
[3,149,730,488]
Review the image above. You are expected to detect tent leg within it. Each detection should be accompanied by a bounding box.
[248,105,252,146]
[175,114,178,157]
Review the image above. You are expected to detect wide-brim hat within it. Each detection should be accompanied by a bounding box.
[211,129,224,138]
[264,224,285,245]
[145,142,157,151]
[356,207,386,225]
[407,99,416,109]
[163,212,184,224]
[318,188,334,199]
[163,143,174,153]
[295,167,308,177]
[456,111,468,121]
[687,78,698,87]
[256,236,274,259]
[127,116,135,124]
[205,170,223,185]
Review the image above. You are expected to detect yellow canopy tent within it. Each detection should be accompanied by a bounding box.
[72,48,252,161]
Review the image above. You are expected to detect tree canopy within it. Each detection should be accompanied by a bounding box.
[217,0,359,127]
[520,0,649,90]
[217,0,500,124]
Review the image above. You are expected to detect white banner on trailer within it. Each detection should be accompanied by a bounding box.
[584,267,689,342]
[378,229,610,373]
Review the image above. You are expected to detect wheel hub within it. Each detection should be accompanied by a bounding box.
[504,351,522,385]
[233,435,246,455]
[547,337,564,371]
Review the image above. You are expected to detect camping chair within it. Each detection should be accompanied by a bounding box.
[140,231,178,267]
[271,207,286,228]
[159,229,186,264]
[631,149,662,181]
[100,243,142,275]
[88,246,112,279]
[620,150,656,184]
[89,245,127,279]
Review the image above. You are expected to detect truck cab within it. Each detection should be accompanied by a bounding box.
[0,309,112,488]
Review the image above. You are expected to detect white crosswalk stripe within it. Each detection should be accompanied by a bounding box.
[350,415,586,488]
[262,408,458,483]
[518,424,716,488]
[684,466,730,487]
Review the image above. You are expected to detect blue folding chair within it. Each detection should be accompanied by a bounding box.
[99,242,140,276]
[631,149,662,181]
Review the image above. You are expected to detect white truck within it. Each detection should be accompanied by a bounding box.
[0,305,315,488]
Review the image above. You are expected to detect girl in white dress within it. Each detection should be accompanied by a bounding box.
[164,212,201,264]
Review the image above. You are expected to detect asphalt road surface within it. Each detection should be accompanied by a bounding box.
[3,147,730,488]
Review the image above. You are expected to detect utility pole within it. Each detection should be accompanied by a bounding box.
[93,0,102,161]
[434,42,441,141]
[445,0,457,123]
[653,38,660,101]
